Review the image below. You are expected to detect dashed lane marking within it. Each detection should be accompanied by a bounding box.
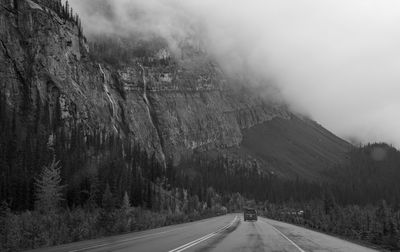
[168,216,238,252]
[67,215,236,252]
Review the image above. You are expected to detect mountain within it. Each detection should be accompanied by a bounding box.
[0,0,350,208]
[326,143,400,205]
[239,116,351,180]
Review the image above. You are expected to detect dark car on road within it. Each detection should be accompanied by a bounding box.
[243,208,257,221]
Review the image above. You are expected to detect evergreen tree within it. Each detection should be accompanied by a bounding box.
[86,174,100,210]
[102,183,115,211]
[121,191,130,211]
[0,201,9,217]
[98,183,117,234]
[34,159,65,214]
[65,1,69,19]
[323,190,337,215]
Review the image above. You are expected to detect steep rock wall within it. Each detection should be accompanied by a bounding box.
[0,0,289,172]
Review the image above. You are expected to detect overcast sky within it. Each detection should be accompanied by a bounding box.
[70,0,400,148]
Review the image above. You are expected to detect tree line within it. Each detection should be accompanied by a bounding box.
[89,36,172,68]
[262,143,400,250]
[263,197,400,250]
[25,0,85,38]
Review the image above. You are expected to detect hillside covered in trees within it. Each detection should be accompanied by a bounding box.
[264,143,400,250]
[2,142,400,250]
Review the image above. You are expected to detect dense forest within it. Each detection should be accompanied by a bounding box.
[263,143,400,250]
[2,138,400,250]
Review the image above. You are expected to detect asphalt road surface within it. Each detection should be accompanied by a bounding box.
[29,214,378,252]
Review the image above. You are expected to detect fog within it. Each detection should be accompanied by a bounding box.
[69,0,400,148]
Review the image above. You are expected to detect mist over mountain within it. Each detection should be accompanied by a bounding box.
[70,0,400,147]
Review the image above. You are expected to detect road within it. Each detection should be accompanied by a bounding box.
[29,214,378,252]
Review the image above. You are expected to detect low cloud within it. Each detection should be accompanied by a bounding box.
[69,0,400,148]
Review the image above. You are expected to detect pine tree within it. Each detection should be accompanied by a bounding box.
[65,1,69,19]
[97,183,117,234]
[34,159,65,214]
[102,183,115,211]
[86,174,99,210]
[13,0,18,10]
[119,191,131,232]
[376,200,390,236]
[323,190,336,215]
[121,191,130,211]
[0,201,10,218]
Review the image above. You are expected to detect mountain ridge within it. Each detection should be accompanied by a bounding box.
[240,116,351,180]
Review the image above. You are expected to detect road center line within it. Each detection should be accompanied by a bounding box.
[168,216,238,252]
[68,225,191,252]
[262,220,306,252]
[68,216,236,252]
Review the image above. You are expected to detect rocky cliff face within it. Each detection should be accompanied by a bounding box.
[0,0,353,210]
[0,0,290,174]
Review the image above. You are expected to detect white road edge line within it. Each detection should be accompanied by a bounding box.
[262,220,306,252]
[168,216,238,252]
